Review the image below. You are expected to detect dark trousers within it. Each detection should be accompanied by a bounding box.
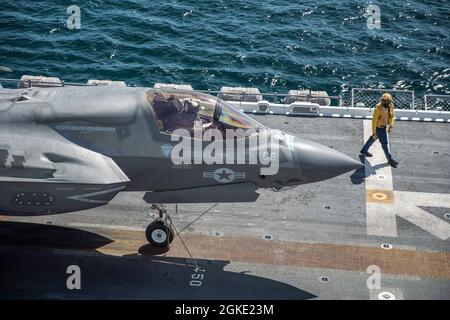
[361,127,393,161]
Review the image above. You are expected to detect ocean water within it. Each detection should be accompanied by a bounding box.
[0,0,449,96]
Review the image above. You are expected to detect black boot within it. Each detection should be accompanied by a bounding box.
[388,159,398,168]
[360,150,373,157]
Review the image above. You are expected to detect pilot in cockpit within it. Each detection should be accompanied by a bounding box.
[163,97,202,133]
[148,90,264,136]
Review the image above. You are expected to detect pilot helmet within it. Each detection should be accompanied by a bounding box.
[185,99,200,113]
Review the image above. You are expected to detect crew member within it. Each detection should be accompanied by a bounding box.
[164,98,200,133]
[360,93,399,168]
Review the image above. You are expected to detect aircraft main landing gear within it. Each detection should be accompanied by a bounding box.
[145,204,175,247]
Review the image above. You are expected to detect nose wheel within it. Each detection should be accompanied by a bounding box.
[145,204,175,247]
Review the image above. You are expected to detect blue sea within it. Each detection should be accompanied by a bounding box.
[0,0,449,96]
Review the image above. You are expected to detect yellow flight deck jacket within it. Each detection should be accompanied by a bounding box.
[372,102,395,136]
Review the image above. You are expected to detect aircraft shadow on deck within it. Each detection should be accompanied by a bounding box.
[0,221,316,300]
[0,220,113,249]
[350,155,390,185]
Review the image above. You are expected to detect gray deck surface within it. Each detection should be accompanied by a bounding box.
[1,116,449,300]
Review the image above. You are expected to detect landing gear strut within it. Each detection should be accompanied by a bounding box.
[145,204,175,247]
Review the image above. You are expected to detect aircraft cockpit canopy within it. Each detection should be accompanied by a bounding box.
[146,89,265,137]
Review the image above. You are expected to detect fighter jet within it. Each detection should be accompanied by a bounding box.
[0,81,362,247]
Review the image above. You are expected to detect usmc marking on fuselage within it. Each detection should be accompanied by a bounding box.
[203,168,246,183]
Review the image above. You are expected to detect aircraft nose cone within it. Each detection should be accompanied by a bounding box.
[293,138,363,182]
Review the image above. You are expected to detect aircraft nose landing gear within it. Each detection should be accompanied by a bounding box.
[145,204,175,247]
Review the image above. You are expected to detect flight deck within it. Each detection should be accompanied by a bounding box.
[1,115,449,300]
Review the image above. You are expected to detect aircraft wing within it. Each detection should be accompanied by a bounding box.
[0,124,130,215]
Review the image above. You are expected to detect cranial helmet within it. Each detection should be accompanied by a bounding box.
[381,93,393,103]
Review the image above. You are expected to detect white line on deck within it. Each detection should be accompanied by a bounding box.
[68,222,145,232]
[363,120,396,237]
[394,191,450,240]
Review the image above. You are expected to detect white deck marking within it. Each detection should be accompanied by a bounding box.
[363,120,450,240]
[69,223,145,232]
[363,120,395,236]
[394,191,450,240]
[366,203,398,237]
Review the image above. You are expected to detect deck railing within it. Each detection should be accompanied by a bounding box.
[1,77,449,111]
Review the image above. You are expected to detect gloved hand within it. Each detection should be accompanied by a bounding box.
[387,127,393,133]
[372,134,378,140]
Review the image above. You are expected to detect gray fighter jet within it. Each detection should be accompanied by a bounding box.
[0,82,361,246]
